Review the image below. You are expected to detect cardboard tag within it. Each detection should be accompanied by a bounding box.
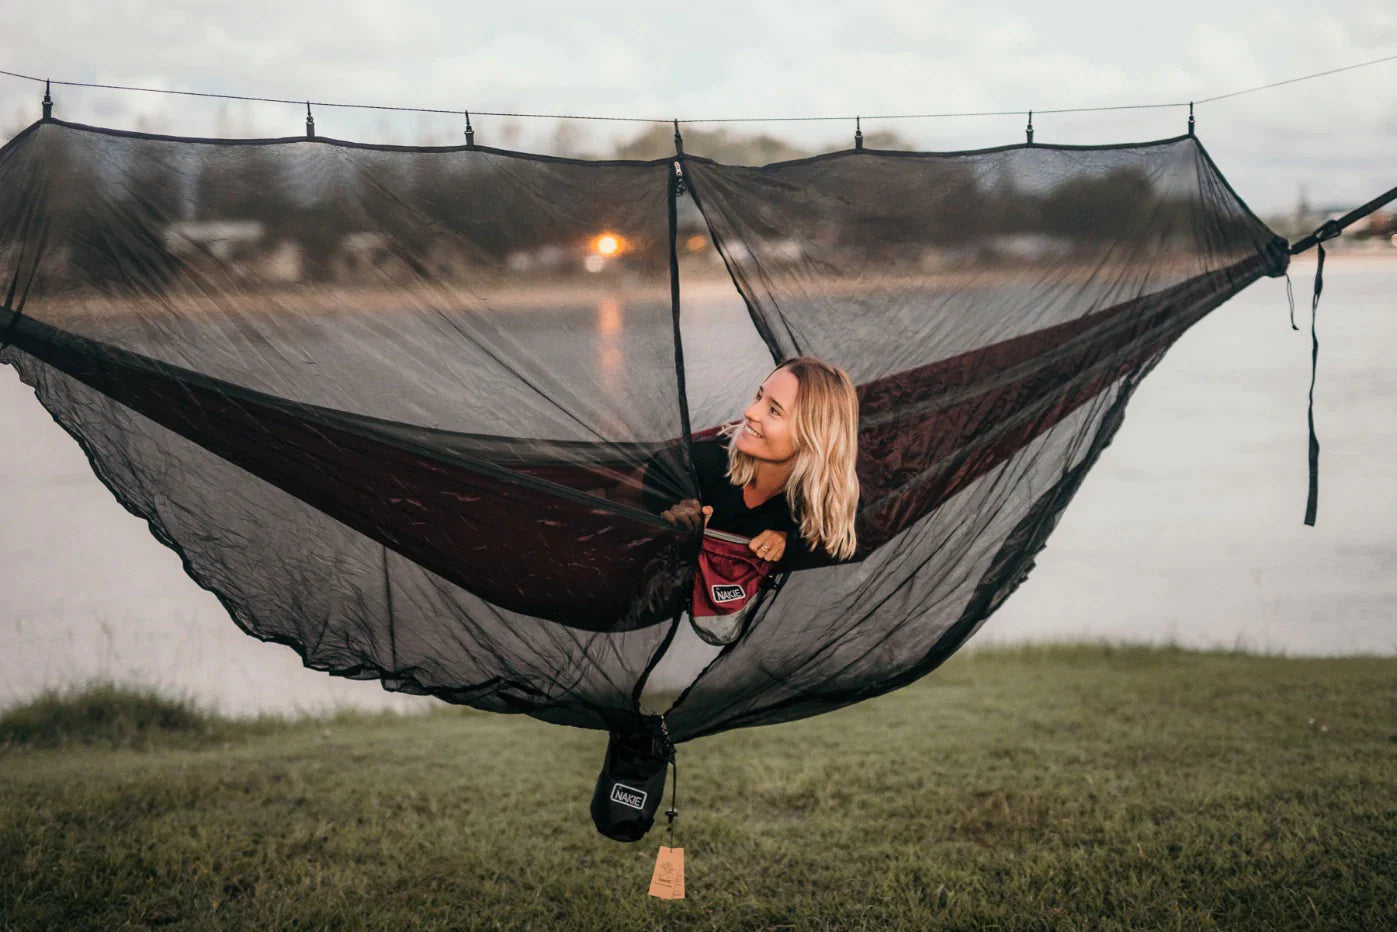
[648,846,684,899]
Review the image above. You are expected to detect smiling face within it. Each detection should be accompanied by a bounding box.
[733,366,800,464]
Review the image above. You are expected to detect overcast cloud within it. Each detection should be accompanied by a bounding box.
[0,0,1393,215]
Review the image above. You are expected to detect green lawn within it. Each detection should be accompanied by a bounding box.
[1,644,1393,930]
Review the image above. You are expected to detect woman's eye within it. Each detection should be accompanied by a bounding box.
[769,405,779,416]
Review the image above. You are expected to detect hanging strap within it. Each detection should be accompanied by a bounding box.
[1281,269,1312,516]
[1287,209,1362,528]
[1302,231,1332,526]
[665,754,679,849]
[659,715,678,848]
[1285,182,1397,526]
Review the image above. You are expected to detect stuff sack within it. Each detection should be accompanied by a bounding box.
[689,530,775,646]
[590,723,673,842]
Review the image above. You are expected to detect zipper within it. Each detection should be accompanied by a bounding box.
[702,527,750,546]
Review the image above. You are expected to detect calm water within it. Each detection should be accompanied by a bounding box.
[2,253,1394,716]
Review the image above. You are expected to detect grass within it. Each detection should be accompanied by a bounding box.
[0,643,1393,930]
[0,679,292,751]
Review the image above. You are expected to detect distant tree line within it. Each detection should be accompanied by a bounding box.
[7,123,1272,295]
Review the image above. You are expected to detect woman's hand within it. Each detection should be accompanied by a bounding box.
[749,530,787,563]
[661,499,712,532]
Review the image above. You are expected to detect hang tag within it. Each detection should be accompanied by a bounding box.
[648,846,685,899]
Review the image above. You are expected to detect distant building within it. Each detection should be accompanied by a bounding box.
[163,220,304,281]
[984,233,1075,262]
[164,220,264,262]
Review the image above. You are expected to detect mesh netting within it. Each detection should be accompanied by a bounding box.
[0,119,1288,738]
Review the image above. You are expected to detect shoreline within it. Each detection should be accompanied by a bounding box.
[20,250,1393,320]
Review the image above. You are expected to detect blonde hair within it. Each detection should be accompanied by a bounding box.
[720,356,861,560]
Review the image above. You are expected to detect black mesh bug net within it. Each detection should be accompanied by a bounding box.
[0,117,1331,775]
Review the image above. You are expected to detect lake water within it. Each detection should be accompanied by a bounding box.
[2,252,1393,717]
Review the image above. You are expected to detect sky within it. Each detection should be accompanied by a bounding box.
[0,1,1393,217]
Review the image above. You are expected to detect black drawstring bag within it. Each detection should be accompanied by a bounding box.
[590,722,673,842]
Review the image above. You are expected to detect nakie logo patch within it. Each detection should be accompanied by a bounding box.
[610,783,647,811]
[711,583,745,604]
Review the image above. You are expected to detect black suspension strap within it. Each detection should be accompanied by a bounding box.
[1300,222,1339,526]
[1285,183,1397,527]
[1289,185,1397,256]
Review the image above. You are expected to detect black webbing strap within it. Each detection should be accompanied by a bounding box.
[1302,233,1329,526]
[1288,219,1341,526]
[1289,185,1397,256]
[1285,181,1397,526]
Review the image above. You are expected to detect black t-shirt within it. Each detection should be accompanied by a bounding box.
[644,438,824,568]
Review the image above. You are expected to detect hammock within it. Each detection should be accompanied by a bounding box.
[0,116,1372,744]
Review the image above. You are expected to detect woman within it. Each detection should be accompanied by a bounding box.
[592,356,862,841]
[637,356,860,709]
[655,354,861,568]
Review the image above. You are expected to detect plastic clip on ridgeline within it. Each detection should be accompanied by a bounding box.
[41,80,52,121]
[464,110,475,149]
[1188,102,1195,136]
[672,121,686,197]
[304,102,315,139]
[1025,111,1034,146]
[855,116,863,152]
